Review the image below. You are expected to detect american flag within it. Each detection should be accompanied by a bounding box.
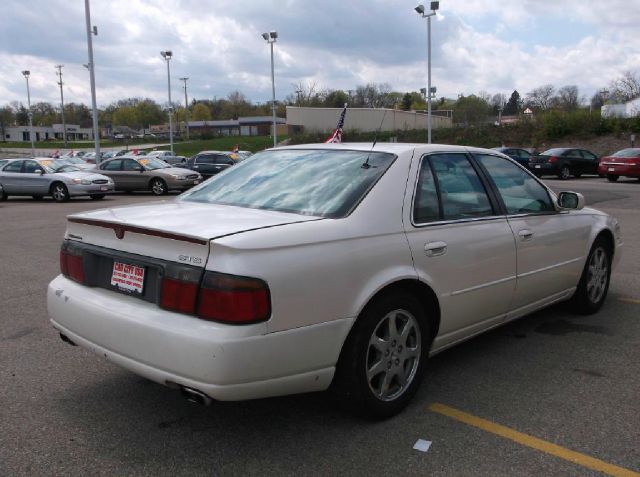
[324,104,347,143]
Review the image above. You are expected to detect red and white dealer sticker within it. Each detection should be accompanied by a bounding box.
[111,262,145,293]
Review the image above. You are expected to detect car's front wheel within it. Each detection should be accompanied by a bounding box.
[334,291,431,419]
[150,178,168,196]
[570,237,612,315]
[51,183,70,202]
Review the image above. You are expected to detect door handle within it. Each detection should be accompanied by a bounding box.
[518,229,534,241]
[424,241,447,257]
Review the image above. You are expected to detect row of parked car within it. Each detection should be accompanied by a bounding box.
[493,146,640,182]
[0,148,253,202]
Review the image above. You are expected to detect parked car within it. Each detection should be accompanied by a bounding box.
[47,144,621,417]
[0,158,114,202]
[491,147,531,168]
[598,148,640,182]
[180,150,240,179]
[529,148,600,179]
[146,150,174,159]
[96,156,202,195]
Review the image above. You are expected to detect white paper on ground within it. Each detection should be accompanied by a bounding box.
[413,439,432,452]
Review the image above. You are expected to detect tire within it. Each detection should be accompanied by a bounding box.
[90,194,106,200]
[570,237,612,315]
[50,183,70,202]
[606,174,619,182]
[333,291,431,419]
[150,178,168,196]
[558,166,571,180]
[0,190,6,201]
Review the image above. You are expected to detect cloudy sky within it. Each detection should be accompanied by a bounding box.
[1,0,639,108]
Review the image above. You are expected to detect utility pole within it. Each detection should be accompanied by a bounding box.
[55,64,67,147]
[179,77,189,140]
[21,70,35,156]
[84,0,100,158]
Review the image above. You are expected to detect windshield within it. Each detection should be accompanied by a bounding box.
[612,148,640,158]
[180,149,396,218]
[35,160,57,173]
[138,158,170,170]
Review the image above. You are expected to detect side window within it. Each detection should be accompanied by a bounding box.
[214,155,234,165]
[581,150,597,161]
[518,149,531,159]
[122,159,141,171]
[413,158,440,223]
[196,155,215,164]
[430,154,493,221]
[4,161,23,172]
[476,154,554,214]
[102,159,122,171]
[23,160,42,173]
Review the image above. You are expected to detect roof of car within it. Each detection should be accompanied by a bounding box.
[275,142,505,156]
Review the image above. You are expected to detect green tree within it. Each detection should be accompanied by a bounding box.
[503,90,522,115]
[112,106,138,128]
[191,102,212,121]
[401,93,412,111]
[453,95,492,127]
[0,105,15,141]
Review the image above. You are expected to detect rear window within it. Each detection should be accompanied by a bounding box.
[540,148,568,156]
[180,149,396,218]
[612,149,640,158]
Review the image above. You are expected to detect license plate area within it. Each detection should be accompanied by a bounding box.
[535,164,541,168]
[111,262,145,294]
[608,167,615,172]
[101,185,109,191]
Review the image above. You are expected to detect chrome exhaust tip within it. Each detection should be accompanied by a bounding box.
[180,386,212,406]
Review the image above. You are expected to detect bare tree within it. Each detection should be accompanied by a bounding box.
[556,85,580,111]
[526,84,556,111]
[290,81,320,106]
[609,71,640,102]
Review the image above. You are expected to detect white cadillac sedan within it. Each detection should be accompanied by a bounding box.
[47,144,622,417]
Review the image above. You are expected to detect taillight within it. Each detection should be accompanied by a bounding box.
[60,241,85,284]
[197,272,270,324]
[548,156,558,163]
[159,265,201,314]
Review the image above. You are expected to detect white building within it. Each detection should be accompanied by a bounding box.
[601,97,640,118]
[286,106,452,135]
[3,124,94,142]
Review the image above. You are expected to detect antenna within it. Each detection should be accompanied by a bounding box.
[362,109,388,169]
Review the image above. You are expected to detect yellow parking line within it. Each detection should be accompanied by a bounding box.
[619,297,640,305]
[429,403,640,477]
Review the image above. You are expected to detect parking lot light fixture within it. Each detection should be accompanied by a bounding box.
[415,2,440,144]
[21,70,35,157]
[160,51,174,153]
[179,77,189,140]
[262,31,278,148]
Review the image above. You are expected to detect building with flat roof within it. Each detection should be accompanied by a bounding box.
[3,124,93,142]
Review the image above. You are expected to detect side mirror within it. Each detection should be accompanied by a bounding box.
[558,191,585,210]
[138,166,144,173]
[36,169,45,175]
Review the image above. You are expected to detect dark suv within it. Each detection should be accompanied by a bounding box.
[529,148,599,179]
[180,151,238,179]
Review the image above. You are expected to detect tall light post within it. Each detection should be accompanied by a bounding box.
[415,2,439,144]
[262,31,278,148]
[179,77,189,140]
[84,0,100,158]
[160,51,174,153]
[55,64,68,147]
[21,70,35,156]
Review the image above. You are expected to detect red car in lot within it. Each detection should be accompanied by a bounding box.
[599,148,640,182]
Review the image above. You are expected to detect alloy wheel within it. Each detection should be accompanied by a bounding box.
[366,309,421,402]
[52,184,68,202]
[586,246,609,304]
[151,179,167,195]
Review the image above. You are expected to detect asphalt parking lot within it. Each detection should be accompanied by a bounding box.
[1,179,639,477]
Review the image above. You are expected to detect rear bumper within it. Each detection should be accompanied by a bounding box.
[598,164,640,177]
[47,275,351,401]
[529,163,558,174]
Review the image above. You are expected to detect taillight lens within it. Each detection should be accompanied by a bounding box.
[197,272,270,324]
[60,241,85,284]
[160,278,198,313]
[549,155,558,163]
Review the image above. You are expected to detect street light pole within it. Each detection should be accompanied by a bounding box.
[21,70,35,156]
[160,51,174,154]
[262,31,278,148]
[415,2,439,144]
[179,77,189,140]
[55,64,68,147]
[84,0,100,158]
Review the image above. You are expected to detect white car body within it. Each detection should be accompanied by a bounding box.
[47,143,622,405]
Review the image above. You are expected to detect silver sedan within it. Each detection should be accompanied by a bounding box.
[0,158,115,202]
